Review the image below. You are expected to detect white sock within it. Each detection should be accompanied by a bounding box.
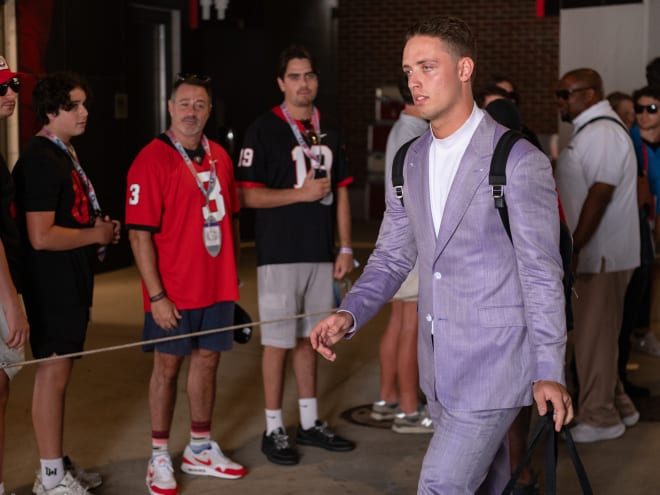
[299,397,318,430]
[40,458,65,490]
[265,408,284,435]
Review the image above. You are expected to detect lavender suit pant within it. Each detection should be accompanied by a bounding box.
[419,399,521,495]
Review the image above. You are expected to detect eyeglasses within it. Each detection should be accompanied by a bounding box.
[555,87,592,100]
[0,77,20,96]
[175,73,211,84]
[634,103,658,115]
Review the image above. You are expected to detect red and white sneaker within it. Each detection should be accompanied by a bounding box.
[181,441,246,480]
[146,455,178,495]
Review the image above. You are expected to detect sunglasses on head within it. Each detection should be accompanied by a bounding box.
[555,87,592,100]
[0,77,20,96]
[634,103,658,115]
[175,73,211,84]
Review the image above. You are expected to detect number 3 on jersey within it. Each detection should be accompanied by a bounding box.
[292,145,333,188]
[128,184,140,205]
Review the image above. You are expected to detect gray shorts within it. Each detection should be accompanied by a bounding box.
[393,261,419,301]
[258,263,334,349]
[0,309,23,381]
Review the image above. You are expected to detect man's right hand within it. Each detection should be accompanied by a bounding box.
[310,311,354,361]
[151,297,182,331]
[299,167,331,202]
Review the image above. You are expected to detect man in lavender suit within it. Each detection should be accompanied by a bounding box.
[310,16,573,495]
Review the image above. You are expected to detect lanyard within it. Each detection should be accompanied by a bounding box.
[39,127,101,217]
[280,103,322,168]
[39,127,107,261]
[166,129,218,205]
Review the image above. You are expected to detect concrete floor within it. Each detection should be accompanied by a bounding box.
[4,219,660,494]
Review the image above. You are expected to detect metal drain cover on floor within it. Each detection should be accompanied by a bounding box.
[341,404,394,428]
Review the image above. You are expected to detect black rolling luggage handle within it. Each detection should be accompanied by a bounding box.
[501,402,593,495]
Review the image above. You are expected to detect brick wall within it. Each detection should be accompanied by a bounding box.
[336,1,559,186]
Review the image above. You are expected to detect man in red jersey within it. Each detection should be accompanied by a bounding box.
[126,74,245,495]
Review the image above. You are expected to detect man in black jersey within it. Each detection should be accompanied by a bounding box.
[236,45,355,465]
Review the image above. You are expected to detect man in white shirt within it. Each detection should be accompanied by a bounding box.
[555,68,640,443]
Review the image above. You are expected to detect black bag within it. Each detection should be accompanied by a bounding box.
[392,131,574,329]
[501,403,593,495]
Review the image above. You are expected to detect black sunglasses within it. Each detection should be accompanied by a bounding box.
[555,87,592,100]
[0,77,20,96]
[634,103,658,115]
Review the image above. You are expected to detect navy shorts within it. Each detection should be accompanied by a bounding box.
[142,301,234,355]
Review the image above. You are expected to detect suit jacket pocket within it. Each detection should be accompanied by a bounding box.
[478,305,525,327]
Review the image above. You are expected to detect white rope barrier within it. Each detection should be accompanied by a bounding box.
[1,308,336,370]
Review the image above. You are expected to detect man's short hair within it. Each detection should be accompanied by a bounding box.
[488,74,520,105]
[606,91,633,108]
[561,68,603,99]
[171,73,212,100]
[398,74,414,105]
[633,86,660,103]
[32,71,91,126]
[277,44,318,80]
[474,84,509,108]
[646,57,660,88]
[405,16,476,63]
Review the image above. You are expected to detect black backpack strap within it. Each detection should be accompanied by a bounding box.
[488,129,525,241]
[575,115,628,136]
[391,137,419,207]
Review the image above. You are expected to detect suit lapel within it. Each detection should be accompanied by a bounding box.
[407,132,437,246]
[433,115,497,262]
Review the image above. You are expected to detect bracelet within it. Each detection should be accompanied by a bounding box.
[149,291,166,303]
[339,247,353,255]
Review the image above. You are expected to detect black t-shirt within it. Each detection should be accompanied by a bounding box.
[12,136,96,308]
[0,154,21,290]
[236,108,352,266]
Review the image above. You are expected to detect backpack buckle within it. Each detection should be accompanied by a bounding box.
[492,185,504,208]
[394,185,403,200]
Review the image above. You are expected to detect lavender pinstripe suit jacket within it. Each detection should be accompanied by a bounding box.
[341,114,566,411]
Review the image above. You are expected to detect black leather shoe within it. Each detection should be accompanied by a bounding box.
[296,420,355,452]
[261,428,300,465]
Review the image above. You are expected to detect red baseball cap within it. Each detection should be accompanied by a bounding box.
[0,56,23,84]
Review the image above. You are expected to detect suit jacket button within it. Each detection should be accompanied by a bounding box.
[434,272,442,280]
[425,314,432,322]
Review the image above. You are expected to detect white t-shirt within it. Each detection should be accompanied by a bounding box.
[429,104,484,235]
[555,100,640,273]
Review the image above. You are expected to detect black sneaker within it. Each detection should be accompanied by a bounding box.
[295,420,355,452]
[261,427,300,465]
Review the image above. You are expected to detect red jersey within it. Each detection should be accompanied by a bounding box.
[126,134,240,311]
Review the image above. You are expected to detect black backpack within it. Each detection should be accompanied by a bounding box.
[391,130,574,330]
